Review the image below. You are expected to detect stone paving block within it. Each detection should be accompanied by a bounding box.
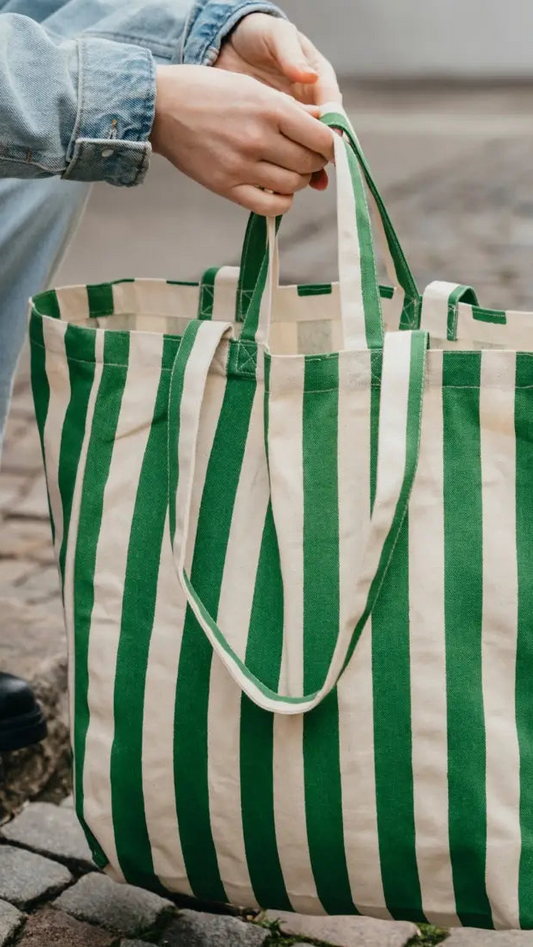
[263,910,419,947]
[11,476,51,521]
[16,564,61,605]
[446,930,533,946]
[55,872,173,937]
[0,845,72,909]
[0,593,64,680]
[0,559,36,590]
[1,422,44,475]
[0,898,24,946]
[8,383,36,422]
[18,908,115,947]
[0,518,54,563]
[120,941,155,947]
[162,911,270,947]
[1,802,94,872]
[60,794,74,808]
[0,473,27,514]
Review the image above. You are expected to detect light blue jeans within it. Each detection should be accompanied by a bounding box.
[0,177,89,451]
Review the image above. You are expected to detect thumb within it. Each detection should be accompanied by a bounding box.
[269,21,319,84]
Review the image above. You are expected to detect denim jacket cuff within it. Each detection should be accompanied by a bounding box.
[62,36,156,187]
[183,1,287,66]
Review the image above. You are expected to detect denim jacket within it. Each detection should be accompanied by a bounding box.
[0,0,283,186]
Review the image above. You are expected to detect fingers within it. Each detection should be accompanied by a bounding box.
[300,34,342,105]
[268,20,319,84]
[277,101,335,162]
[309,168,329,191]
[254,162,312,195]
[232,185,294,216]
[261,134,328,176]
[265,17,342,107]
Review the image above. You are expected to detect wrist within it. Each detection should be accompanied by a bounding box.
[150,65,197,158]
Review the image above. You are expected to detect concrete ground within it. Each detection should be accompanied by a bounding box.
[2,82,533,944]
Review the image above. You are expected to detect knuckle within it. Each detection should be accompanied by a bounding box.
[244,123,267,158]
[303,152,326,174]
[270,195,293,215]
[296,173,312,191]
[218,155,239,182]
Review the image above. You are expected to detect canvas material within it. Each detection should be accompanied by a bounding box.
[29,109,533,929]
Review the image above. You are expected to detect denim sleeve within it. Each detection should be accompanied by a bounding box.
[0,14,155,186]
[0,1,285,187]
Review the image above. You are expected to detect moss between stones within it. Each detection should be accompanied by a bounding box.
[258,917,450,947]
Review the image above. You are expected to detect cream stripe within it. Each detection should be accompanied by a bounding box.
[143,368,228,892]
[334,134,366,349]
[211,266,240,321]
[273,714,322,914]
[42,319,69,559]
[56,285,90,322]
[62,332,104,772]
[268,356,305,698]
[358,332,411,593]
[480,352,521,930]
[141,514,191,894]
[408,351,459,927]
[82,334,163,877]
[268,355,320,910]
[337,350,390,918]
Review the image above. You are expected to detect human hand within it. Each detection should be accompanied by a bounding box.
[150,65,334,215]
[215,13,341,190]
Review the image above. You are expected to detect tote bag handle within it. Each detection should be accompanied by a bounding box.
[235,105,420,328]
[167,318,428,715]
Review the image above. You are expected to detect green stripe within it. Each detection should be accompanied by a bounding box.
[297,283,332,297]
[237,214,267,323]
[446,285,478,341]
[371,334,425,922]
[372,518,424,921]
[87,283,114,317]
[110,357,171,893]
[472,307,506,325]
[173,360,257,901]
[198,267,219,320]
[167,322,201,542]
[29,316,53,541]
[240,503,291,910]
[442,351,492,928]
[345,144,383,349]
[57,327,97,583]
[302,355,357,913]
[515,355,533,927]
[370,351,381,508]
[32,290,61,320]
[72,332,129,868]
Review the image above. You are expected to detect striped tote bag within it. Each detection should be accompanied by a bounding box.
[30,106,533,930]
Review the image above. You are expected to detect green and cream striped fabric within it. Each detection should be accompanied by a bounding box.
[29,107,533,930]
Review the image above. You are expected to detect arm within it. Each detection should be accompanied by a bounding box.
[0,13,155,185]
[0,1,285,185]
[0,2,337,213]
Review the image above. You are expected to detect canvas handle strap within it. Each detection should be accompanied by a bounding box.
[236,105,420,328]
[240,132,386,350]
[167,319,428,715]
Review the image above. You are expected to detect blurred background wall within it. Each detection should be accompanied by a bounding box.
[283,0,533,79]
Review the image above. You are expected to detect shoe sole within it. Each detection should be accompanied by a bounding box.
[0,706,47,752]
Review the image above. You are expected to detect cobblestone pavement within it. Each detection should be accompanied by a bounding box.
[2,797,533,947]
[3,83,533,943]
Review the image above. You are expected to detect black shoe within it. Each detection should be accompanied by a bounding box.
[0,673,47,753]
